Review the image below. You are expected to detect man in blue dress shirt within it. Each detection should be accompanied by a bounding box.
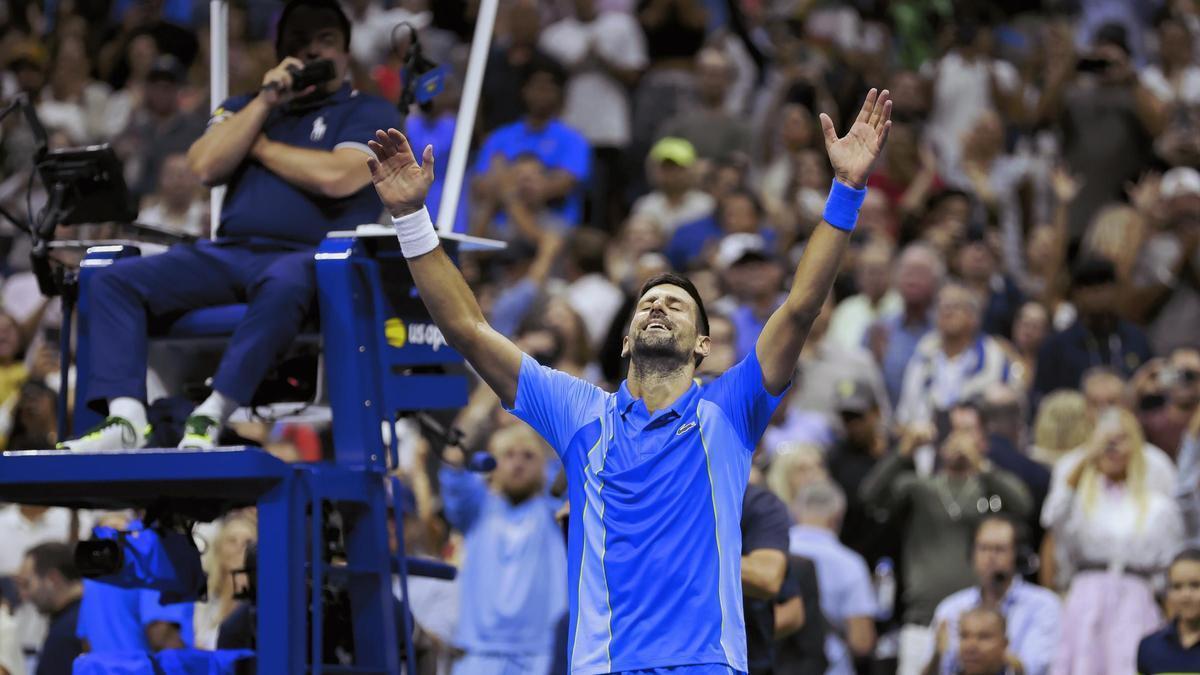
[370,88,893,673]
[927,516,1060,675]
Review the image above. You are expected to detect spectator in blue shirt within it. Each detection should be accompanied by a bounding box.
[61,0,402,453]
[1137,549,1200,675]
[715,232,787,362]
[438,423,566,675]
[927,515,1061,675]
[75,513,195,654]
[473,55,591,228]
[77,582,194,654]
[788,480,878,675]
[869,243,942,408]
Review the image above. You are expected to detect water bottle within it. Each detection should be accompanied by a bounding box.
[874,557,896,622]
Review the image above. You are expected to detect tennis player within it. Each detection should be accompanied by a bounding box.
[371,88,893,675]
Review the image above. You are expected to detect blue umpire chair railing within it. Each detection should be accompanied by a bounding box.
[0,225,501,674]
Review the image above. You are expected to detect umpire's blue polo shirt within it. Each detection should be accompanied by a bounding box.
[1138,621,1200,674]
[209,83,402,247]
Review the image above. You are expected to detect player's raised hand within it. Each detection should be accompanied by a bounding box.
[820,88,892,189]
[367,128,435,218]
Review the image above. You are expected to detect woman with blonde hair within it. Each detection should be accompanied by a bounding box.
[766,443,828,508]
[194,513,256,650]
[1030,390,1092,467]
[1080,204,1148,318]
[1041,408,1183,675]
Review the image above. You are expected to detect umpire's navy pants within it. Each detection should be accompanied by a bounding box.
[86,239,315,408]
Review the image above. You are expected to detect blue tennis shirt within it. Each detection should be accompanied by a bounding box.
[506,351,787,674]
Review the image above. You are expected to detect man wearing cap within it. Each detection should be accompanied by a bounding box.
[715,232,787,363]
[630,137,715,234]
[826,378,901,569]
[61,0,402,452]
[373,87,892,673]
[1129,165,1200,356]
[1033,257,1153,403]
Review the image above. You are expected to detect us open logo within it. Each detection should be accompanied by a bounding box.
[384,318,448,352]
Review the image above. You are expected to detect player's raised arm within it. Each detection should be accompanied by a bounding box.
[756,88,892,394]
[367,128,523,407]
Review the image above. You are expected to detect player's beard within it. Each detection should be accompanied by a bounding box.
[631,329,691,377]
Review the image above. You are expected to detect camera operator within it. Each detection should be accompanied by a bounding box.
[60,0,402,452]
[1037,21,1166,238]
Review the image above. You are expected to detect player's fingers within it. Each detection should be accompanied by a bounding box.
[387,128,415,159]
[877,119,893,151]
[422,144,436,182]
[367,157,380,176]
[873,98,892,136]
[373,130,394,158]
[855,88,877,126]
[868,90,890,128]
[819,113,838,150]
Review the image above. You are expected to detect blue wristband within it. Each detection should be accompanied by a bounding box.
[822,179,867,232]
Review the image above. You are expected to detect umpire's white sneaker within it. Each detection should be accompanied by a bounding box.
[178,414,220,450]
[58,417,149,452]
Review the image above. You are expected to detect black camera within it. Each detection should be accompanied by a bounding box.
[75,538,124,578]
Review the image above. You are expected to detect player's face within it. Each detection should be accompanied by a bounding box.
[625,285,708,368]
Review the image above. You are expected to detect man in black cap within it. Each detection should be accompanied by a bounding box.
[1033,256,1154,403]
[826,378,899,568]
[62,0,402,453]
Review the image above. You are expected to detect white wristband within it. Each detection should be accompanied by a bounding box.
[392,207,440,259]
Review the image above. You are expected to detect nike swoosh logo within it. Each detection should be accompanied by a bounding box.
[676,421,697,436]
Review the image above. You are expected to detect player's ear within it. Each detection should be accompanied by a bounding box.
[694,335,711,361]
[620,335,631,359]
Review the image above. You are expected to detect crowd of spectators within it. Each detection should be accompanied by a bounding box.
[0,0,1198,673]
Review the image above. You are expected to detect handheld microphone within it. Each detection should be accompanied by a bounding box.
[290,59,336,90]
[262,59,336,92]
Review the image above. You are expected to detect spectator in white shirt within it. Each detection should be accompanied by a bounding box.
[137,153,207,239]
[1041,408,1184,674]
[540,0,647,228]
[1141,13,1200,107]
[827,241,902,348]
[923,19,1023,180]
[629,137,715,235]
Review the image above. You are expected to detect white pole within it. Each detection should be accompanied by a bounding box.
[436,0,500,233]
[209,0,229,238]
